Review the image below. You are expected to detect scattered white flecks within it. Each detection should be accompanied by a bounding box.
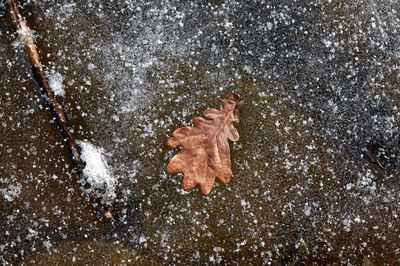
[212,247,224,263]
[303,204,312,217]
[138,235,148,247]
[43,241,51,249]
[191,250,200,260]
[87,63,96,71]
[48,70,66,97]
[26,228,38,240]
[0,183,22,201]
[323,39,332,48]
[112,115,120,122]
[342,218,352,232]
[80,141,116,201]
[346,183,354,190]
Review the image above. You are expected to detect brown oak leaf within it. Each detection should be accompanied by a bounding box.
[167,93,242,195]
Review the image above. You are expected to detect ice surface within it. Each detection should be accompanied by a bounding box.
[1,0,400,265]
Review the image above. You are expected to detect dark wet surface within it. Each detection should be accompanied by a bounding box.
[1,0,400,264]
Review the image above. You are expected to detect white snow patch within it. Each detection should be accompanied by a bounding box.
[48,70,66,97]
[80,141,116,201]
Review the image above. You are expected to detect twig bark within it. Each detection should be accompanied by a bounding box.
[6,0,114,220]
[365,143,385,170]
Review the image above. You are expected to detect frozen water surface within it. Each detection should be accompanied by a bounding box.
[1,0,400,264]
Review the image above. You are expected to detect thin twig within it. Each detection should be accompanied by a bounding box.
[300,236,310,256]
[365,143,385,170]
[6,0,114,221]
